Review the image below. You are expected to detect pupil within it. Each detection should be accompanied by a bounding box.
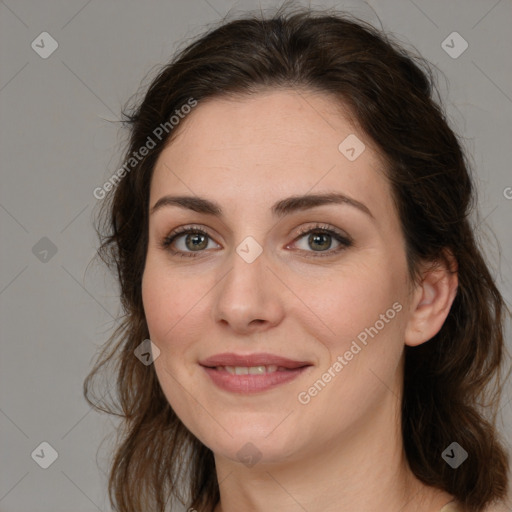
[187,233,207,250]
[309,232,331,251]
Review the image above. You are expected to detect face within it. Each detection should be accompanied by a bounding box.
[142,89,414,465]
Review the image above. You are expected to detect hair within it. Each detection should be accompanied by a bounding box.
[84,5,510,512]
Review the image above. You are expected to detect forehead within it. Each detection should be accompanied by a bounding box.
[150,89,393,220]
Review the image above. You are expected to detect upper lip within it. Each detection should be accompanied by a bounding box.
[199,352,312,369]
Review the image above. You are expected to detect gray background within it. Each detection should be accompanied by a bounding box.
[1,1,511,511]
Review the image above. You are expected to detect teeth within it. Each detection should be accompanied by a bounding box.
[221,365,279,375]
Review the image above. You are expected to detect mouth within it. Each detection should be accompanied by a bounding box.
[209,364,303,374]
[199,353,313,393]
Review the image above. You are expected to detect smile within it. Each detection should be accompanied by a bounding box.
[201,365,312,393]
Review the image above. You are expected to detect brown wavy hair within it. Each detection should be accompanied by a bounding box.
[84,5,511,512]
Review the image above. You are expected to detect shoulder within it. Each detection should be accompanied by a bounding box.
[470,497,512,512]
[439,502,462,512]
[440,498,512,512]
[481,499,512,512]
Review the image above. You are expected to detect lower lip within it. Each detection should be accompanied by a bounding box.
[201,366,311,393]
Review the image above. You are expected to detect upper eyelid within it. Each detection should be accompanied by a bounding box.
[165,223,348,239]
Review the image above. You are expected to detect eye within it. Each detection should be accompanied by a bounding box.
[161,223,353,259]
[289,223,353,257]
[161,225,220,257]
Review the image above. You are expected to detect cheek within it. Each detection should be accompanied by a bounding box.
[295,276,406,428]
[141,259,218,362]
[295,260,403,351]
[292,260,407,407]
[141,263,190,350]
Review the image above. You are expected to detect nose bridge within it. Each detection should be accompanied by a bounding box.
[212,236,283,331]
[222,237,268,304]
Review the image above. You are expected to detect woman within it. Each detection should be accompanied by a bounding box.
[85,6,510,512]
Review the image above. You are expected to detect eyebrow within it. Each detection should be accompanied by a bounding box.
[150,192,374,220]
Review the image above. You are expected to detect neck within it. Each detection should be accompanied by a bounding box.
[212,377,452,512]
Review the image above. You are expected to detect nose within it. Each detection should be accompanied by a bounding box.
[212,243,285,335]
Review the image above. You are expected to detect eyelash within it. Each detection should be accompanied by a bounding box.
[161,223,353,259]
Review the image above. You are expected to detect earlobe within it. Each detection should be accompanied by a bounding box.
[404,254,458,347]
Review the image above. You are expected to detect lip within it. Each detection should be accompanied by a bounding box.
[199,352,313,394]
[202,366,311,393]
[199,352,312,369]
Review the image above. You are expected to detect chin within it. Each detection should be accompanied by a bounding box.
[198,420,304,466]
[211,437,299,467]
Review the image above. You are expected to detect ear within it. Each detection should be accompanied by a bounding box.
[404,251,458,347]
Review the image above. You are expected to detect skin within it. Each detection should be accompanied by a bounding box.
[142,89,459,512]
